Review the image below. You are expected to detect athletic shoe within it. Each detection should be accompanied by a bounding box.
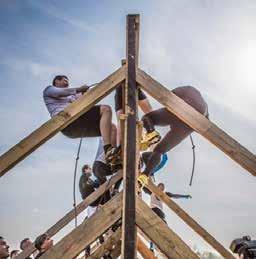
[137,173,149,189]
[110,160,123,173]
[105,145,122,164]
[140,130,161,150]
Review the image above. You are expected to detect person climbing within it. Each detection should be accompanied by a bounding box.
[138,85,209,188]
[79,164,109,257]
[93,135,122,195]
[115,60,160,146]
[43,75,121,166]
[148,182,191,252]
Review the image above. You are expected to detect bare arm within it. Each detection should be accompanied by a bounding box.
[44,85,89,98]
[166,192,192,199]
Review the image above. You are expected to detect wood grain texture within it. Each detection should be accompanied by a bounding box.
[136,197,199,259]
[40,192,122,259]
[16,171,122,259]
[146,180,235,259]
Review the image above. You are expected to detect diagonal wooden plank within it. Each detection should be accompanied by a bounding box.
[110,240,122,259]
[88,229,121,259]
[16,171,122,259]
[136,196,199,259]
[121,14,139,259]
[40,192,123,259]
[0,66,125,177]
[137,236,157,259]
[146,179,235,259]
[137,68,256,176]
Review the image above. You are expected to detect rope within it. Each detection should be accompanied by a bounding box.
[189,134,196,186]
[73,137,83,227]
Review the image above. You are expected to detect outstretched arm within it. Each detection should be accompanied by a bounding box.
[44,85,89,98]
[166,192,192,199]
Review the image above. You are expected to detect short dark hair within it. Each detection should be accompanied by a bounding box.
[82,164,90,172]
[20,238,29,250]
[34,234,48,251]
[158,182,165,188]
[52,75,68,86]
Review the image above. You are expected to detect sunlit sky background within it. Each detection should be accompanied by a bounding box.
[0,0,256,256]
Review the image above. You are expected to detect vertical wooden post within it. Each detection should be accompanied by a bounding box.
[121,14,140,259]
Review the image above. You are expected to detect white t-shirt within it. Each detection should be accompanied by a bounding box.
[43,85,81,117]
[150,193,163,211]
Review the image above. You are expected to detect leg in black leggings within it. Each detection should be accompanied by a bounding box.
[93,161,122,191]
[141,86,208,176]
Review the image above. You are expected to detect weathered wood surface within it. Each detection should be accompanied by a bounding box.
[40,192,122,259]
[110,240,122,259]
[121,14,139,259]
[88,229,121,259]
[136,197,199,259]
[0,67,125,177]
[137,236,157,259]
[137,68,256,176]
[16,170,122,259]
[146,179,235,259]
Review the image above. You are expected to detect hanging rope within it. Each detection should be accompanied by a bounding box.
[189,134,196,186]
[73,137,83,227]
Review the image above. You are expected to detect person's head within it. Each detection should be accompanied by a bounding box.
[157,183,165,191]
[10,250,19,258]
[0,237,9,259]
[20,238,32,250]
[82,164,92,175]
[52,75,69,88]
[34,234,53,252]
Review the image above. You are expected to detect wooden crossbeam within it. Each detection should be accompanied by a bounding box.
[110,240,122,259]
[146,179,235,259]
[88,228,121,259]
[0,67,125,177]
[16,171,122,259]
[40,192,122,259]
[137,236,157,259]
[137,68,256,176]
[136,196,199,259]
[121,14,139,259]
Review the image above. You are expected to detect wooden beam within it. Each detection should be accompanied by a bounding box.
[137,68,256,176]
[40,192,123,259]
[136,197,199,259]
[146,180,235,259]
[110,240,122,259]
[121,14,139,259]
[0,67,125,177]
[16,171,122,259]
[88,229,121,259]
[137,236,157,259]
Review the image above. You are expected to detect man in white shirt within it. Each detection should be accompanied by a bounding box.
[150,183,192,223]
[43,75,121,165]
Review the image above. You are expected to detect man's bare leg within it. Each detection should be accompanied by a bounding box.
[99,105,112,145]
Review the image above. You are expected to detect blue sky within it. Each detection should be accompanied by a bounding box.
[0,0,256,256]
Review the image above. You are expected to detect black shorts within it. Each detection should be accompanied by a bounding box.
[61,105,101,138]
[114,82,147,112]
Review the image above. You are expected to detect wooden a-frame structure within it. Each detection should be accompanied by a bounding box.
[1,14,255,259]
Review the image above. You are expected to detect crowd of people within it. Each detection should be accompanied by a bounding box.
[0,235,53,259]
[1,73,208,258]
